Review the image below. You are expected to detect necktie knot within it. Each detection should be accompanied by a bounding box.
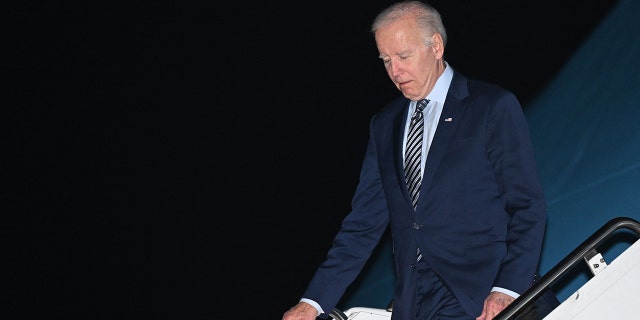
[417,98,429,111]
[412,99,429,120]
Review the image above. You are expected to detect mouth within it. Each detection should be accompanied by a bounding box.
[397,80,411,90]
[396,78,411,86]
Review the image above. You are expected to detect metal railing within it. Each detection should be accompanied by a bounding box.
[494,216,640,320]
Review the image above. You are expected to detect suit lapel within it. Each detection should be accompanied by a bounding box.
[393,100,414,206]
[417,73,469,210]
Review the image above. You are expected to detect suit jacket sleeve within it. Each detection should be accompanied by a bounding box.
[487,91,547,294]
[301,114,391,315]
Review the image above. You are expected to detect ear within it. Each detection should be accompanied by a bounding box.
[430,33,444,59]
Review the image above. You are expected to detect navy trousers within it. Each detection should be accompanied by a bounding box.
[414,260,473,320]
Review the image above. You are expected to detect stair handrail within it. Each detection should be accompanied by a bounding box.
[494,216,640,320]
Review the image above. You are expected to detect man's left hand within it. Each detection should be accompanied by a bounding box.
[476,291,515,320]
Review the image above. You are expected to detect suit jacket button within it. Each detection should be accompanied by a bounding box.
[413,223,421,229]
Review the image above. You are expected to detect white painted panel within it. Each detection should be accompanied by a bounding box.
[544,240,640,319]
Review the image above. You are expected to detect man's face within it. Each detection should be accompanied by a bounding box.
[375,18,443,101]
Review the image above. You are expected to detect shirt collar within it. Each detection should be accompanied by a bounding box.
[424,62,453,105]
[409,62,453,113]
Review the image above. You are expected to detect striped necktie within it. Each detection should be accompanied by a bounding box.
[405,99,429,261]
[405,99,429,209]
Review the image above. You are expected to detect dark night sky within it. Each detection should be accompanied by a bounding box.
[12,1,618,319]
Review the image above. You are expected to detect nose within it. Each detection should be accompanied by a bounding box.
[388,60,401,78]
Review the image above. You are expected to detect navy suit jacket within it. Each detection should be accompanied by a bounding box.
[303,71,547,319]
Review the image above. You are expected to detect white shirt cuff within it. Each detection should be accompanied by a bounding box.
[300,298,324,316]
[491,287,520,299]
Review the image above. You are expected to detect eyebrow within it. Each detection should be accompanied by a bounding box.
[379,49,414,59]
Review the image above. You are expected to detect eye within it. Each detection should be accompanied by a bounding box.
[382,59,390,66]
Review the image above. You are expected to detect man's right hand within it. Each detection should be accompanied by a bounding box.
[283,301,319,320]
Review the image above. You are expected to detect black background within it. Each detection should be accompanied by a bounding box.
[11,1,617,319]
